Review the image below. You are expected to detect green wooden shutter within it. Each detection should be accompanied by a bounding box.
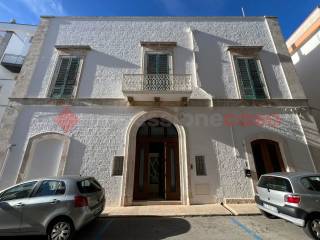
[51,56,80,98]
[158,54,169,74]
[147,54,157,74]
[236,58,266,99]
[147,54,169,74]
[237,58,255,99]
[247,59,266,99]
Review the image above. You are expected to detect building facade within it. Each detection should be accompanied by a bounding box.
[286,6,320,128]
[0,16,319,207]
[0,21,37,122]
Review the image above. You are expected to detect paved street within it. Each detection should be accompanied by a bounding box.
[1,215,310,240]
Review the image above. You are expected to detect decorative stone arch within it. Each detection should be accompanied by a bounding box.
[17,132,70,183]
[120,109,190,206]
[244,132,294,193]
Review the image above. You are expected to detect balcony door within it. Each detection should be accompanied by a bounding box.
[144,53,172,91]
[133,118,180,201]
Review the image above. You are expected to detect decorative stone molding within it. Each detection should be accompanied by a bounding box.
[140,41,177,50]
[120,109,191,206]
[8,97,309,108]
[16,132,70,183]
[227,45,263,56]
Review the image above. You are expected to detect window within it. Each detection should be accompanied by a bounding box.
[77,178,102,194]
[301,176,320,192]
[235,57,267,99]
[195,156,207,176]
[112,156,124,176]
[147,54,169,74]
[258,176,292,192]
[33,180,66,197]
[0,181,37,201]
[50,56,81,98]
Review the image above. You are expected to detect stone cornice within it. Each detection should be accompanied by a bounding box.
[9,98,309,108]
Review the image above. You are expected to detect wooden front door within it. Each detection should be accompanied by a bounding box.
[251,139,285,179]
[133,139,180,201]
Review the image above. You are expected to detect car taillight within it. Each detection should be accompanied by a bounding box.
[74,196,88,208]
[285,195,301,204]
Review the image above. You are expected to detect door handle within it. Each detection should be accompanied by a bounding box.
[15,202,24,207]
[50,199,60,204]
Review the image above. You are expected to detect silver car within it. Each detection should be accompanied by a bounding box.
[0,176,105,240]
[255,172,320,240]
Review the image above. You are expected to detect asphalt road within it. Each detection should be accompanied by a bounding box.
[1,215,310,240]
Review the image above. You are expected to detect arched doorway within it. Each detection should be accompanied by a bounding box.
[133,118,180,201]
[251,139,285,179]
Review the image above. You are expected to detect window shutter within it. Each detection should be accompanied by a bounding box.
[158,54,169,74]
[236,58,266,99]
[62,57,80,97]
[51,56,80,98]
[147,54,157,74]
[247,59,266,99]
[237,58,255,99]
[51,58,70,98]
[147,54,169,74]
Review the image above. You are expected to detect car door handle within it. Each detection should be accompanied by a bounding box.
[50,199,60,204]
[15,202,25,207]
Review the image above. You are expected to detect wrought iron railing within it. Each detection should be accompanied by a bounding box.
[123,74,192,93]
[1,53,25,66]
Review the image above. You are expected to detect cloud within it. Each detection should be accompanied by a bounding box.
[21,0,67,17]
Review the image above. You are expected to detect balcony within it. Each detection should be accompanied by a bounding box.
[122,74,192,102]
[1,54,25,73]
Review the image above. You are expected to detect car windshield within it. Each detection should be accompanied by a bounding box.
[301,176,320,192]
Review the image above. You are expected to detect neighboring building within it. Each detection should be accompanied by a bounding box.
[286,6,320,128]
[0,16,319,207]
[0,21,37,122]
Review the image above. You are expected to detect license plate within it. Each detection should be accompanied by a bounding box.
[263,203,278,213]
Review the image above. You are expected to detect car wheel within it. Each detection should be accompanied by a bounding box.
[260,210,278,219]
[47,218,74,240]
[304,216,320,240]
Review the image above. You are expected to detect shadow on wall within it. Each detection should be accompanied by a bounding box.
[78,49,140,97]
[63,138,86,176]
[192,30,290,99]
[26,19,141,98]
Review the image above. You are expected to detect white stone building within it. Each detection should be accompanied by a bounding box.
[0,21,37,122]
[286,6,320,128]
[0,16,319,207]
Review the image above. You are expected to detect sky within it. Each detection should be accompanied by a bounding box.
[0,0,319,39]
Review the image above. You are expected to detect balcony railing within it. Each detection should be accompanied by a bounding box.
[123,74,192,93]
[1,53,25,73]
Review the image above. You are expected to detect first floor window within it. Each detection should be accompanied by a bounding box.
[236,57,267,99]
[50,56,81,98]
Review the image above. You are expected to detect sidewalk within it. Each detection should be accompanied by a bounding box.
[102,204,260,217]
